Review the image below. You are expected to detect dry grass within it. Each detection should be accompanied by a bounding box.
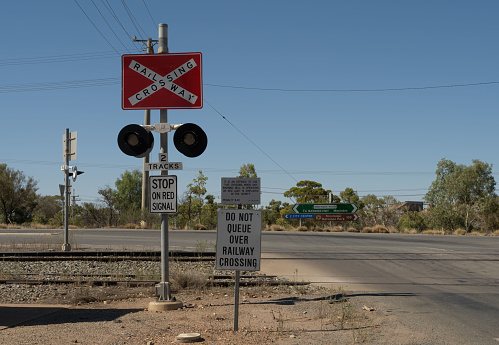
[268,224,285,231]
[402,228,420,234]
[325,226,344,232]
[362,225,389,233]
[490,230,499,236]
[0,224,22,229]
[123,223,140,229]
[295,226,308,232]
[421,229,446,235]
[172,270,207,291]
[453,229,467,235]
[347,227,359,232]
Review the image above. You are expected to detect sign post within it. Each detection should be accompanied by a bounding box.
[146,23,183,312]
[216,209,262,331]
[61,129,77,251]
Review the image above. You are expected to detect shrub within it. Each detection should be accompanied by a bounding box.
[193,223,207,230]
[173,270,206,290]
[269,224,285,231]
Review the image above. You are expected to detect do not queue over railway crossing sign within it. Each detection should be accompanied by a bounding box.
[216,209,262,271]
[122,52,203,110]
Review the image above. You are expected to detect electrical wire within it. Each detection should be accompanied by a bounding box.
[142,0,157,30]
[121,0,148,39]
[90,0,131,53]
[204,81,499,92]
[101,0,142,52]
[73,0,121,55]
[0,78,120,93]
[0,51,122,67]
[204,98,299,185]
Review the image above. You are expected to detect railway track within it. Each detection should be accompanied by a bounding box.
[0,250,309,288]
[0,250,216,262]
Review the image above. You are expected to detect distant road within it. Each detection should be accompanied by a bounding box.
[2,229,498,343]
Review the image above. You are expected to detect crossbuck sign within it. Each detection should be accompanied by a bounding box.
[122,53,203,109]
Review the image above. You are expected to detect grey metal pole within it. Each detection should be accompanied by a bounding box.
[158,23,170,301]
[62,128,71,251]
[234,270,240,331]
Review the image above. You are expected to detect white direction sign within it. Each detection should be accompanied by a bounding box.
[149,175,177,213]
[221,177,261,205]
[216,209,262,271]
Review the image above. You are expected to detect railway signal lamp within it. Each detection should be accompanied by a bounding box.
[72,166,84,181]
[173,123,207,158]
[117,124,154,158]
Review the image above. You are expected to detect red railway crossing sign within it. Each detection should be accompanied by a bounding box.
[122,52,203,110]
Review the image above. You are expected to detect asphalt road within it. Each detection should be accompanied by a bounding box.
[2,229,498,343]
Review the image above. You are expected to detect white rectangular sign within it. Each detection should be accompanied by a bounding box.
[62,131,77,161]
[221,177,261,205]
[149,175,177,213]
[216,209,262,271]
[145,162,183,171]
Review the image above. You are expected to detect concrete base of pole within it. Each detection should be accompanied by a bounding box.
[61,244,71,251]
[148,300,183,312]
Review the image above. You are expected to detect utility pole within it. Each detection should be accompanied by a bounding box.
[71,189,80,216]
[134,37,157,211]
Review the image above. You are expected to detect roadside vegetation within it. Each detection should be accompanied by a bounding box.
[1,160,499,236]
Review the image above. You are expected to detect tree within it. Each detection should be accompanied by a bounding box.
[114,170,142,212]
[361,194,385,226]
[32,195,62,224]
[0,164,38,224]
[238,163,257,178]
[424,159,497,232]
[182,170,208,228]
[201,194,218,229]
[339,188,362,206]
[263,199,287,227]
[284,180,331,203]
[98,186,118,227]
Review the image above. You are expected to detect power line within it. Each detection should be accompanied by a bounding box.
[205,81,499,92]
[101,0,142,52]
[0,78,120,93]
[0,51,122,66]
[142,0,157,30]
[90,0,131,53]
[204,98,299,185]
[1,74,498,94]
[121,0,148,39]
[2,159,499,177]
[74,0,121,55]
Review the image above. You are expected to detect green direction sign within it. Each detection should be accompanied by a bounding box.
[292,203,358,214]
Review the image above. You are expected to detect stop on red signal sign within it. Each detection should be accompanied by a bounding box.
[122,52,203,110]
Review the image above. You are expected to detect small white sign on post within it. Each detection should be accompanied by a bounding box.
[149,175,177,213]
[216,209,262,271]
[62,131,77,161]
[221,177,261,205]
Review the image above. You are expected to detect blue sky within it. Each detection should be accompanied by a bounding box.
[1,1,498,207]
